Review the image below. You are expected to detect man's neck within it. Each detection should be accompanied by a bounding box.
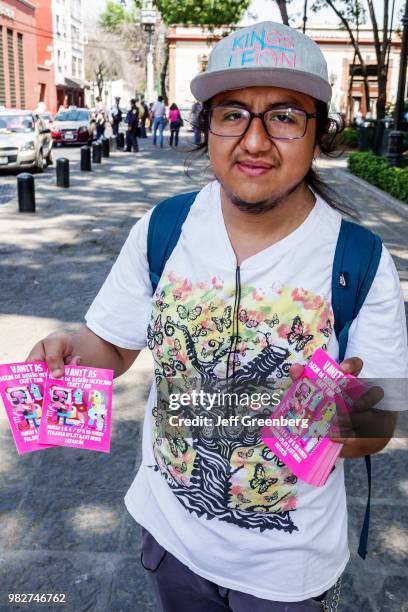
[220,181,316,265]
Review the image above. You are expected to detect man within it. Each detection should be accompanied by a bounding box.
[152,95,166,147]
[190,99,202,145]
[28,21,407,610]
[124,98,139,153]
[110,96,123,136]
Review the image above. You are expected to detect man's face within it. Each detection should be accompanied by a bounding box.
[207,86,319,212]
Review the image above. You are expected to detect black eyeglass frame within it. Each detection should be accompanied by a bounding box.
[207,106,317,141]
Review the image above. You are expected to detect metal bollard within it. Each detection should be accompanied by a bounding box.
[117,132,125,149]
[92,141,102,164]
[56,157,70,188]
[101,137,110,158]
[80,145,92,171]
[17,173,35,213]
[110,136,117,152]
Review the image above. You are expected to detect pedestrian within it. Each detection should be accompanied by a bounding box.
[168,103,182,147]
[139,98,148,138]
[152,95,166,148]
[27,20,407,612]
[95,96,106,140]
[125,98,139,152]
[110,97,123,136]
[190,99,202,145]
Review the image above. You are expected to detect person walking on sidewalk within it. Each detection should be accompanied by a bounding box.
[125,99,139,153]
[152,95,166,148]
[110,97,123,136]
[94,96,106,140]
[27,20,408,612]
[191,100,202,145]
[169,103,182,147]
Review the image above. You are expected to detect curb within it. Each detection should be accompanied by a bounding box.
[333,167,408,220]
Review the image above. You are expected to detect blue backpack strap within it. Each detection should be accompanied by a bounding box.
[332,218,382,560]
[147,191,198,294]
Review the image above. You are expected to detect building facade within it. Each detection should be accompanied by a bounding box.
[167,24,402,120]
[52,0,85,109]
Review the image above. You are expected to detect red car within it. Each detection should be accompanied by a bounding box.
[52,108,94,145]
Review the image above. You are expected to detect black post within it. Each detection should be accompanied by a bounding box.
[56,157,70,187]
[387,0,408,166]
[80,145,92,171]
[110,135,117,152]
[17,173,35,213]
[117,132,125,149]
[92,142,102,163]
[101,137,110,158]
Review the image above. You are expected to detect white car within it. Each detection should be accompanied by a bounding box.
[0,110,53,172]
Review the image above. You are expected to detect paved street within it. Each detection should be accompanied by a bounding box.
[0,135,407,612]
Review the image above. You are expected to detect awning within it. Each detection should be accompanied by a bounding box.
[64,77,86,90]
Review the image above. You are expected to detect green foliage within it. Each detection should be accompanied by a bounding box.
[342,128,358,148]
[99,1,134,32]
[100,0,251,30]
[348,152,408,204]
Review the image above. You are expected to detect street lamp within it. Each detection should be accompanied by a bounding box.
[387,0,408,167]
[141,0,157,104]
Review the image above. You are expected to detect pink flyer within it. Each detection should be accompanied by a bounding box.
[39,365,113,453]
[261,348,366,486]
[0,361,53,455]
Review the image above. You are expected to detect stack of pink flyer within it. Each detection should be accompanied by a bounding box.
[261,349,366,486]
[0,362,113,455]
[0,361,50,454]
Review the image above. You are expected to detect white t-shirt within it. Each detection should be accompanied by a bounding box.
[85,181,408,602]
[152,101,166,118]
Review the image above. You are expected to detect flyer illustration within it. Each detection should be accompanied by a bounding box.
[39,365,113,453]
[0,361,53,455]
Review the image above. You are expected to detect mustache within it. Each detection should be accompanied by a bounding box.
[218,179,303,215]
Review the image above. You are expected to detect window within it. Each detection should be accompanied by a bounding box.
[57,49,62,71]
[56,16,61,35]
[17,33,25,108]
[78,57,82,77]
[72,56,77,77]
[0,27,5,105]
[7,29,16,107]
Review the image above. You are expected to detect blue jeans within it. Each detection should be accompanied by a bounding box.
[153,117,165,147]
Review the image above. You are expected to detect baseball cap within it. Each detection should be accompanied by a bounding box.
[190,21,331,105]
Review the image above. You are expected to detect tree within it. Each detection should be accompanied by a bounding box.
[100,0,251,103]
[85,35,121,98]
[313,0,393,119]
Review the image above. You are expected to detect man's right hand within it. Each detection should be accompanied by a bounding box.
[26,332,81,378]
[26,326,140,379]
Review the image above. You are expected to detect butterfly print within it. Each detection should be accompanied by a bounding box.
[155,290,169,312]
[147,315,164,350]
[250,463,279,494]
[212,306,232,333]
[162,358,186,377]
[264,491,279,503]
[177,305,202,321]
[287,315,314,351]
[168,338,182,357]
[166,432,189,457]
[174,461,188,474]
[152,406,163,426]
[236,492,251,504]
[284,474,298,485]
[265,313,279,328]
[237,448,254,459]
[238,309,259,328]
[319,319,333,338]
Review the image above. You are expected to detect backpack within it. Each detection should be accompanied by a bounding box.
[147,191,383,560]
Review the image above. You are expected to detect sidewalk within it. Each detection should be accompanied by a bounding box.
[0,141,407,611]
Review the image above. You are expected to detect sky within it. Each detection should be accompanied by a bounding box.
[83,0,406,31]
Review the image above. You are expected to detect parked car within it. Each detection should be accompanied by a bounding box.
[39,112,54,129]
[52,108,94,145]
[0,109,53,172]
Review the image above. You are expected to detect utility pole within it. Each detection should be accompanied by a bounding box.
[141,0,157,104]
[387,0,408,166]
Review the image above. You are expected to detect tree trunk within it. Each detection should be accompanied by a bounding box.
[275,0,290,25]
[160,39,170,105]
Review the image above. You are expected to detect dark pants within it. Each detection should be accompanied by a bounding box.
[125,129,139,152]
[140,527,328,612]
[169,127,180,147]
[112,121,120,136]
[96,123,105,139]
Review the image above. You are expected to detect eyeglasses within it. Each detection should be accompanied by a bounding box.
[208,106,317,140]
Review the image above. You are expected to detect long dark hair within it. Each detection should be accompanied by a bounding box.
[185,98,354,217]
